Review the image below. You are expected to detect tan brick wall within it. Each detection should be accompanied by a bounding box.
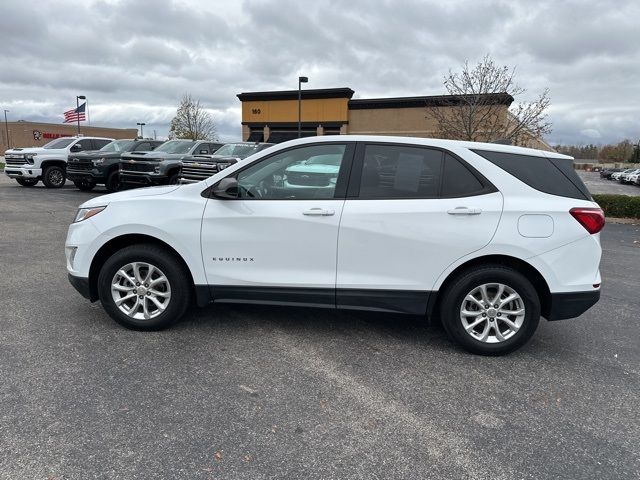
[1,121,138,152]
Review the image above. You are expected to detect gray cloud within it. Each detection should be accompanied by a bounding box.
[0,0,638,144]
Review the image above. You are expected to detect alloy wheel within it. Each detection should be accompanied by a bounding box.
[110,262,171,320]
[459,283,526,343]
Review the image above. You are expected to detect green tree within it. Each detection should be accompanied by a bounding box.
[169,93,217,140]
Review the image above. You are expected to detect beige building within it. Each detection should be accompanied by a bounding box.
[1,121,138,151]
[237,87,553,151]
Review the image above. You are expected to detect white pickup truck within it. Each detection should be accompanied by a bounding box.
[4,136,113,188]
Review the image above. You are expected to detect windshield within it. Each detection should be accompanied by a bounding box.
[100,140,135,152]
[43,138,74,149]
[214,143,262,159]
[154,140,195,154]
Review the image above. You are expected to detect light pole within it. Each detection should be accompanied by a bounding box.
[298,76,308,138]
[137,122,146,138]
[3,109,9,149]
[76,95,86,135]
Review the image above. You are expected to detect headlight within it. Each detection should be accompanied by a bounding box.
[74,206,107,223]
[154,166,160,173]
[92,158,105,165]
[25,153,36,164]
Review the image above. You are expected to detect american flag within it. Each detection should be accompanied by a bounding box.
[63,103,86,123]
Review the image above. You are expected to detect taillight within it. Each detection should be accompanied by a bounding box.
[570,207,605,234]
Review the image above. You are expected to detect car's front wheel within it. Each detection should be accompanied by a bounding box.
[439,266,541,355]
[42,165,66,188]
[16,178,38,187]
[105,170,122,192]
[97,244,192,330]
[73,179,96,191]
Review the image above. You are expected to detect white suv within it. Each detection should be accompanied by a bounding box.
[66,136,603,355]
[4,136,113,188]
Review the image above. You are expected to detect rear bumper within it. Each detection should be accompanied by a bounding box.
[546,290,600,321]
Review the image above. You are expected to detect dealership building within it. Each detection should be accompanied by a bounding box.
[1,121,138,152]
[237,87,552,151]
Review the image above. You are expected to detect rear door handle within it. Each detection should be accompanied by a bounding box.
[447,207,482,215]
[303,208,335,216]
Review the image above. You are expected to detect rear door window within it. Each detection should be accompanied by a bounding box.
[357,145,442,199]
[441,153,486,197]
[472,150,590,200]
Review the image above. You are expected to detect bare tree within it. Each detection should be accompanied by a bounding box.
[429,55,551,145]
[169,93,218,140]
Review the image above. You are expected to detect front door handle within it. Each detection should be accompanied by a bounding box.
[447,207,482,215]
[303,208,335,216]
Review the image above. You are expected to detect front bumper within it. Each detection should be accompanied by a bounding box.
[120,171,167,185]
[66,169,104,182]
[68,273,95,301]
[546,290,600,321]
[5,166,42,179]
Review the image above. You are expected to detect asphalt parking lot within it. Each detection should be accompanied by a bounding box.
[0,174,639,480]
[578,170,640,196]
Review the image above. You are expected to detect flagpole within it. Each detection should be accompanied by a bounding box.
[76,95,86,135]
[76,96,80,135]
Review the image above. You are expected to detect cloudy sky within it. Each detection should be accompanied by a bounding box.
[1,0,638,145]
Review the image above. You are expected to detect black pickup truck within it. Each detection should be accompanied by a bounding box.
[119,140,223,187]
[179,142,274,183]
[66,139,164,191]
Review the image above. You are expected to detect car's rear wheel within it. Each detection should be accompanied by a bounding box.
[439,266,540,355]
[105,170,122,192]
[73,179,96,191]
[97,244,191,330]
[42,165,66,188]
[16,178,38,187]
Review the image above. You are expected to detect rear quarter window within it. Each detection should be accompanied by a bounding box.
[471,150,591,201]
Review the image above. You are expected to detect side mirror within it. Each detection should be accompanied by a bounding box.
[212,177,239,199]
[71,144,82,152]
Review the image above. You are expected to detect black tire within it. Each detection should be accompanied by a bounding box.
[105,170,122,192]
[16,178,38,187]
[168,172,179,185]
[439,265,541,355]
[42,165,66,188]
[73,179,96,191]
[97,244,192,330]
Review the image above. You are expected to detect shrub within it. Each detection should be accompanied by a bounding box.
[592,194,640,219]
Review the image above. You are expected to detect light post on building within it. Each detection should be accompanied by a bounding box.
[297,76,308,138]
[137,122,146,139]
[3,109,9,149]
[76,95,86,135]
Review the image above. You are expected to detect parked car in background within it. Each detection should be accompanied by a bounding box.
[66,136,603,355]
[119,140,223,187]
[600,168,622,179]
[67,139,165,191]
[627,171,640,186]
[179,142,274,184]
[619,168,640,184]
[611,169,635,181]
[4,136,113,188]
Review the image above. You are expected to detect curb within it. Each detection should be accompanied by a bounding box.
[606,217,639,225]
